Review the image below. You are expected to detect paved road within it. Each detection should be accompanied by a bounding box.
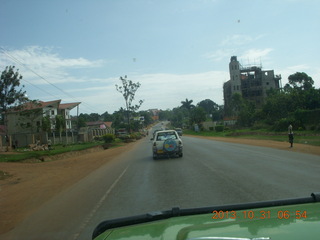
[4,127,320,240]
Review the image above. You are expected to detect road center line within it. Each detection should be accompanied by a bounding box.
[73,165,130,240]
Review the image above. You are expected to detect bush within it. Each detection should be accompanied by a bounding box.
[128,132,143,140]
[273,118,305,132]
[250,122,269,130]
[102,134,115,143]
[215,125,224,132]
[273,118,295,132]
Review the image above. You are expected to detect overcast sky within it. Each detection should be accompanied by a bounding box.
[1,0,319,115]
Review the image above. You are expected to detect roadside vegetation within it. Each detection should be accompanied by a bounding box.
[0,142,104,162]
[183,129,320,147]
[0,132,146,162]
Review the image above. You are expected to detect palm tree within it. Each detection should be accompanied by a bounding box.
[180,98,194,111]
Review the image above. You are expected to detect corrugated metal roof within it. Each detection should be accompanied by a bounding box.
[59,102,81,110]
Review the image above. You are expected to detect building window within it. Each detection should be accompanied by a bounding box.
[266,82,269,85]
[51,110,55,115]
[237,85,239,90]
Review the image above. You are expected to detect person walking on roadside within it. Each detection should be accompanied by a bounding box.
[288,124,294,148]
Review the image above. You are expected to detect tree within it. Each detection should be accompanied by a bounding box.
[76,116,87,129]
[190,107,206,126]
[237,100,256,127]
[284,72,314,91]
[138,110,153,126]
[42,115,52,133]
[101,111,113,121]
[77,113,101,123]
[18,100,43,133]
[111,108,126,129]
[197,99,223,121]
[230,93,244,117]
[158,109,173,121]
[0,66,28,124]
[180,98,194,111]
[197,99,218,114]
[55,115,66,134]
[171,107,185,128]
[115,76,144,132]
[227,93,257,127]
[212,105,224,121]
[304,88,320,109]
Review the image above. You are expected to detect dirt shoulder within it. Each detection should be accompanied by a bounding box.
[0,137,319,234]
[0,142,137,234]
[186,135,320,156]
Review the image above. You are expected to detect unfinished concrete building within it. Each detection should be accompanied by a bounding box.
[223,56,281,117]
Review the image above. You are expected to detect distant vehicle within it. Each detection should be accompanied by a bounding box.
[174,128,183,136]
[151,130,183,159]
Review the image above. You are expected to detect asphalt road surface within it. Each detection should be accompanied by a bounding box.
[5,125,320,240]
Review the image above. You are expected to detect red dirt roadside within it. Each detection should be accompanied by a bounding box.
[0,137,319,235]
[188,135,320,156]
[0,143,137,235]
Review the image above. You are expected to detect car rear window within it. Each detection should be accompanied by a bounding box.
[156,132,177,141]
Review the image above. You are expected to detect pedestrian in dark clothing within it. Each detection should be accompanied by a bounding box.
[288,124,294,148]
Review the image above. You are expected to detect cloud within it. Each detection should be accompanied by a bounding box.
[9,46,104,68]
[1,47,230,114]
[203,47,273,65]
[204,34,268,62]
[220,34,265,46]
[203,49,235,62]
[0,46,105,84]
[27,68,229,114]
[75,71,229,113]
[239,48,273,63]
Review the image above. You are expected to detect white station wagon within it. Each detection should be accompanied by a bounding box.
[152,130,183,159]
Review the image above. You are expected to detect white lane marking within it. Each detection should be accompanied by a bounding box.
[73,165,130,240]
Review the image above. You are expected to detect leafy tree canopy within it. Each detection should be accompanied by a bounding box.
[0,66,28,123]
[284,72,314,91]
[197,99,219,114]
[190,107,206,125]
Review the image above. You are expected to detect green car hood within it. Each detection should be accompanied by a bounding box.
[94,202,320,240]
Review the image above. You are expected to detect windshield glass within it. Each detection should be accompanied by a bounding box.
[0,1,319,240]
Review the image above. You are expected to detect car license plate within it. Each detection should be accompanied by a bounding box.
[157,150,163,153]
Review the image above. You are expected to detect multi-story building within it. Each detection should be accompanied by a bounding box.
[6,100,80,134]
[4,100,80,147]
[223,56,281,116]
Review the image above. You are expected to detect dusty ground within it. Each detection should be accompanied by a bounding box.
[0,137,319,234]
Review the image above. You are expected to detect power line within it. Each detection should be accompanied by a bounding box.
[0,47,100,113]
